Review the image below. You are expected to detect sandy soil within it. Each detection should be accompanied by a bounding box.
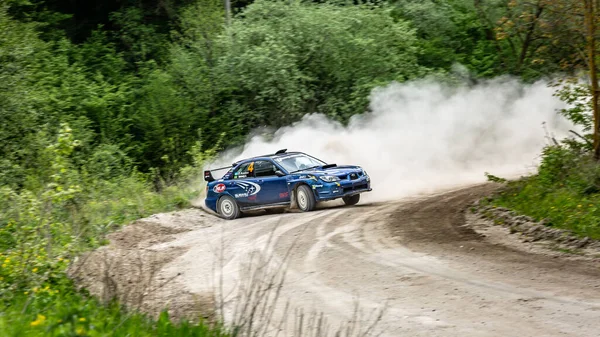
[70,184,600,336]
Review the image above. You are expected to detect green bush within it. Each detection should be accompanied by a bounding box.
[491,144,600,239]
[0,290,228,337]
[0,124,215,336]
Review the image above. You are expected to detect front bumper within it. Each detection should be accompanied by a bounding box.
[313,177,371,201]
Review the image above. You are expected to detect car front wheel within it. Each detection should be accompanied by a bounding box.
[342,194,360,206]
[217,195,241,220]
[296,185,316,212]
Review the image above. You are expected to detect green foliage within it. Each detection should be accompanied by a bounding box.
[554,81,594,132]
[491,145,600,239]
[485,172,507,183]
[4,0,600,332]
[0,291,228,337]
[110,7,171,65]
[213,0,425,124]
[392,0,497,74]
[0,123,214,335]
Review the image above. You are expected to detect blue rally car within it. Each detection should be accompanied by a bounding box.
[203,149,371,219]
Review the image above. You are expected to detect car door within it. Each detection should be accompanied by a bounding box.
[227,162,261,207]
[249,160,290,205]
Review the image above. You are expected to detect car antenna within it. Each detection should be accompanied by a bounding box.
[275,149,287,154]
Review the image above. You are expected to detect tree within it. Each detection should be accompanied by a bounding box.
[213,0,425,124]
[539,0,600,158]
[582,0,600,158]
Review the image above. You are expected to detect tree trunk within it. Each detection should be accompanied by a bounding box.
[517,3,544,73]
[584,0,600,159]
[224,0,231,26]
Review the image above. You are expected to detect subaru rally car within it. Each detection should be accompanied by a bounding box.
[204,149,371,219]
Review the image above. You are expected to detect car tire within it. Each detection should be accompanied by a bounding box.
[217,195,240,220]
[296,185,316,212]
[342,194,360,206]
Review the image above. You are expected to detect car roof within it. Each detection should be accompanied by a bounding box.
[233,151,304,166]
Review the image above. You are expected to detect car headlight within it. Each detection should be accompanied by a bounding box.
[320,175,340,182]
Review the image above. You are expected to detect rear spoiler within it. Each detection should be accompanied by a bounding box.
[204,165,233,182]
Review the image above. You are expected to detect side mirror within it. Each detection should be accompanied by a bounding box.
[275,170,286,177]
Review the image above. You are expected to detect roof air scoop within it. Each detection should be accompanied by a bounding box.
[275,149,287,154]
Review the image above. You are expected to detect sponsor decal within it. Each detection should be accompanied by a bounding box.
[248,162,254,173]
[234,181,261,196]
[279,192,289,198]
[333,189,339,193]
[235,193,249,198]
[312,184,323,189]
[335,182,341,187]
[213,183,226,193]
[248,195,257,201]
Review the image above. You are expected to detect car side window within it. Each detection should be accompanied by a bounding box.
[233,162,253,179]
[253,160,277,177]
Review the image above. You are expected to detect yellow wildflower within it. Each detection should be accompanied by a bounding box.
[32,268,38,273]
[1,264,6,268]
[79,317,86,322]
[76,326,86,335]
[24,291,28,295]
[578,205,582,208]
[4,258,9,263]
[30,314,46,327]
[33,287,38,293]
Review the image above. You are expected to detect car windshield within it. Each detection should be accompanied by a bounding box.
[274,153,326,173]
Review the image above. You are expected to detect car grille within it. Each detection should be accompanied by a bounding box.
[338,171,363,180]
[343,183,368,193]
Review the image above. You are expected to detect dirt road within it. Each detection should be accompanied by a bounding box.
[72,184,600,336]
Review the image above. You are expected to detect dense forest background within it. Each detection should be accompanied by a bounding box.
[1,0,590,189]
[2,0,600,334]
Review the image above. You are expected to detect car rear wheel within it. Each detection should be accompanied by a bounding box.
[217,195,240,220]
[296,185,316,212]
[342,194,360,206]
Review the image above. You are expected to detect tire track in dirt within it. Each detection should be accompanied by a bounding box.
[72,185,600,336]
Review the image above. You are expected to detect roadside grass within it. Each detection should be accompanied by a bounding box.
[0,128,216,337]
[487,145,600,240]
[0,291,228,337]
[0,173,216,337]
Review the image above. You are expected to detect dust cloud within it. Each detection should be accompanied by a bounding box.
[209,77,573,201]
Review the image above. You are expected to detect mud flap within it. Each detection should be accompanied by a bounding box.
[290,189,298,209]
